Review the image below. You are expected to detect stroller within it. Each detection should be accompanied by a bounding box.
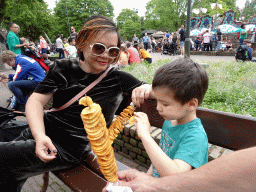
[161,41,169,55]
[169,42,178,55]
[235,44,248,61]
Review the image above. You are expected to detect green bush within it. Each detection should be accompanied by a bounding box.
[123,59,256,117]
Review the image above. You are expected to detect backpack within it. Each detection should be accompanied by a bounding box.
[235,44,248,61]
[237,31,240,39]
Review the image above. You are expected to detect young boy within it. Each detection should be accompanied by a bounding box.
[64,37,77,58]
[133,58,209,177]
[42,53,51,66]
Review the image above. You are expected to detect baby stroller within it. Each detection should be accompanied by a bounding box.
[169,42,177,55]
[161,42,169,55]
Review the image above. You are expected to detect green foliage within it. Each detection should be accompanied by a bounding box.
[191,0,238,19]
[53,0,114,40]
[122,59,256,117]
[116,9,141,40]
[1,0,52,41]
[240,0,256,21]
[144,0,187,32]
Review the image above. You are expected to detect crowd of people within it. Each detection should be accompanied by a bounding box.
[0,16,256,192]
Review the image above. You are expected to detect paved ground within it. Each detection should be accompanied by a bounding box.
[0,53,234,191]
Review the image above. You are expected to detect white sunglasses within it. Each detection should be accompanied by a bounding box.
[90,43,120,58]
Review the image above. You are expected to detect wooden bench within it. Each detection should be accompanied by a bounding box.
[45,99,256,192]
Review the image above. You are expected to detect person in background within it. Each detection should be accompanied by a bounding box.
[42,53,51,66]
[132,34,139,45]
[194,36,201,51]
[202,30,211,51]
[0,50,45,112]
[239,24,247,45]
[215,28,222,51]
[56,35,64,59]
[39,36,48,56]
[178,25,185,57]
[118,45,130,68]
[142,33,151,50]
[127,42,140,64]
[165,30,170,41]
[64,37,77,58]
[226,39,233,52]
[7,23,26,54]
[63,38,70,58]
[69,26,78,40]
[137,44,152,64]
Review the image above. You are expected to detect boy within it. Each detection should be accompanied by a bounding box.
[133,58,209,177]
[42,53,51,66]
[64,37,77,58]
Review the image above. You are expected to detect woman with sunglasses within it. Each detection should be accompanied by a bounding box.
[0,15,152,191]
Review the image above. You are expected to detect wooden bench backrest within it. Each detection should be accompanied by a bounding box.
[136,99,256,151]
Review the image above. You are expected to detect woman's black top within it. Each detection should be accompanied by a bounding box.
[34,58,143,160]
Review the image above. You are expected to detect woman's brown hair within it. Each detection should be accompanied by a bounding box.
[76,15,121,64]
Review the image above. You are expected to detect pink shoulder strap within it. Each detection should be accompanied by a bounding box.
[45,67,112,112]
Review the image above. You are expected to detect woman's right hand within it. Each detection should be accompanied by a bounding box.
[35,135,57,162]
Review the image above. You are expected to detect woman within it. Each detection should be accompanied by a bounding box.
[239,24,247,45]
[0,15,151,191]
[40,36,48,55]
[138,44,152,64]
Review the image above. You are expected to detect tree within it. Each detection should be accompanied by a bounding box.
[53,0,114,39]
[119,19,142,41]
[191,0,238,19]
[240,0,256,21]
[0,0,52,41]
[144,0,187,32]
[116,8,140,30]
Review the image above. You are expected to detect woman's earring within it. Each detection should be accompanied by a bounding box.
[78,51,85,61]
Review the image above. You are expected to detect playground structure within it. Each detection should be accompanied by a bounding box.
[188,9,256,36]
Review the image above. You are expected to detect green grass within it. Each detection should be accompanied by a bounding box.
[123,59,256,117]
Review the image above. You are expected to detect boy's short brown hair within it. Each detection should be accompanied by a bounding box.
[152,58,209,106]
[0,50,16,63]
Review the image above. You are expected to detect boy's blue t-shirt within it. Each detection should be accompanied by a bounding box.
[152,118,208,177]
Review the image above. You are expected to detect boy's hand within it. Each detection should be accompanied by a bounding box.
[133,112,151,139]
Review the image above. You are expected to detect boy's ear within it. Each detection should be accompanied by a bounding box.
[187,98,198,112]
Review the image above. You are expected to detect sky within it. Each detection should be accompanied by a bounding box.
[44,0,246,18]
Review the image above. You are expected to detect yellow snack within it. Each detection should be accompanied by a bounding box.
[80,95,135,183]
[129,116,136,125]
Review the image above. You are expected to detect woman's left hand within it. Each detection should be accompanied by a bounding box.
[132,84,152,107]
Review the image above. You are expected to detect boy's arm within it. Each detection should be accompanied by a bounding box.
[141,135,192,177]
[134,112,192,177]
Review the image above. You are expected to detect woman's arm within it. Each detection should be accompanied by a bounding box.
[26,92,57,162]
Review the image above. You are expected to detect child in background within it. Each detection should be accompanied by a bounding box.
[63,38,69,58]
[42,53,51,66]
[138,44,152,64]
[118,46,129,68]
[64,37,77,58]
[226,40,233,51]
[132,58,209,177]
[244,39,256,62]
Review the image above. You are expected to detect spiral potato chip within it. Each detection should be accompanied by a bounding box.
[79,95,135,183]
